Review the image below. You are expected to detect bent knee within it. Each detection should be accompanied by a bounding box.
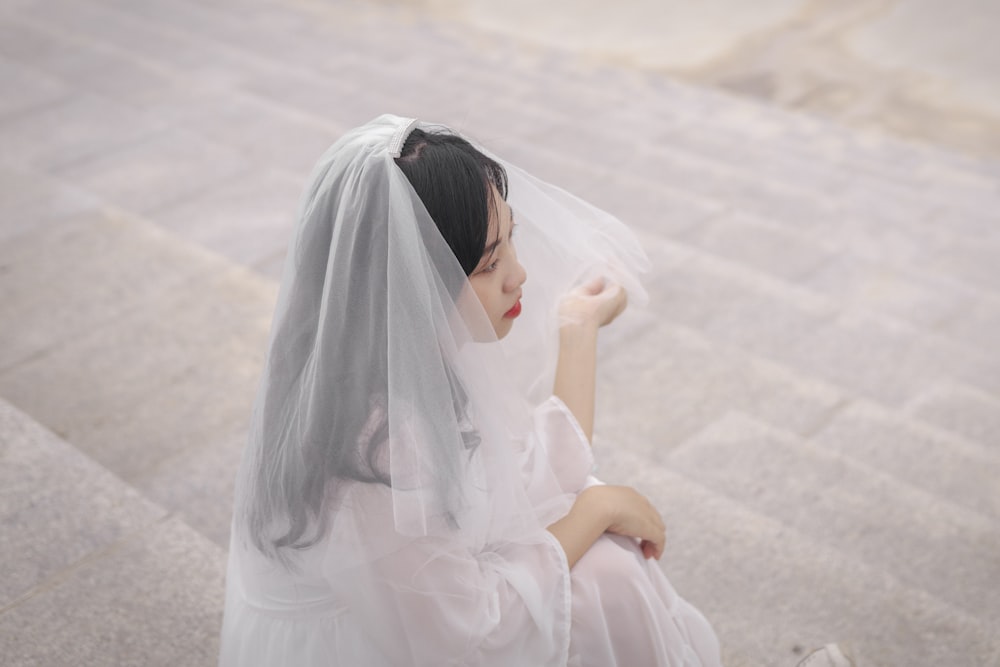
[571,534,647,604]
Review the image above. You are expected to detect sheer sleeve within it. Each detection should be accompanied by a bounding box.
[518,396,595,509]
[317,397,592,665]
[323,489,572,666]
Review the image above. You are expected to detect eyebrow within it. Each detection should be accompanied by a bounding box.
[480,211,515,260]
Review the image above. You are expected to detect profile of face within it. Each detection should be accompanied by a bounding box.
[468,189,526,340]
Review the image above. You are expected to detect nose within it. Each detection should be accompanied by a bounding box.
[507,257,527,292]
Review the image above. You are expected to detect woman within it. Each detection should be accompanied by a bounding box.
[219,115,722,666]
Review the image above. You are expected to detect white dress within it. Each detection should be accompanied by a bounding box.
[219,396,721,666]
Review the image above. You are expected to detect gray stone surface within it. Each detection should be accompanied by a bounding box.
[0,165,101,242]
[0,210,224,371]
[0,517,226,667]
[0,56,70,118]
[904,383,1000,450]
[137,431,245,549]
[772,310,1000,406]
[0,93,167,171]
[595,320,844,453]
[680,209,840,281]
[595,447,1000,667]
[174,94,343,176]
[667,413,1000,619]
[813,400,1000,520]
[150,167,303,274]
[54,128,250,216]
[0,399,164,608]
[0,265,274,482]
[2,0,999,663]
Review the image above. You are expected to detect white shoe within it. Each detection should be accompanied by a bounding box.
[796,643,854,667]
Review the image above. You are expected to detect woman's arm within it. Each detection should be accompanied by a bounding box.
[553,321,599,441]
[553,277,627,442]
[547,485,666,568]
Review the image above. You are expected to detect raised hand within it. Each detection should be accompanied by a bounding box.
[558,276,627,330]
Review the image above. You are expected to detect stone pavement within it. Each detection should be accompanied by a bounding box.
[1,0,998,665]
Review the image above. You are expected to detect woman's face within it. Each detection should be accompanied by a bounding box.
[468,190,526,340]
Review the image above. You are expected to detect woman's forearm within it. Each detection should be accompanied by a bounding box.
[546,487,608,568]
[553,321,599,442]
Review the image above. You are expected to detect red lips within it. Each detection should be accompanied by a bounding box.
[503,299,522,318]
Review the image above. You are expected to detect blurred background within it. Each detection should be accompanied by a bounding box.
[1,0,998,665]
[406,0,1000,157]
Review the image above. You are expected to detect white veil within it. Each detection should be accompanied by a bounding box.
[227,114,649,663]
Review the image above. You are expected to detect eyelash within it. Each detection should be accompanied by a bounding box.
[477,222,516,274]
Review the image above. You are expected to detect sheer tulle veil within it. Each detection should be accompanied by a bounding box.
[232,114,650,572]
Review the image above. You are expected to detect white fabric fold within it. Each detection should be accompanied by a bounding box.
[219,114,720,667]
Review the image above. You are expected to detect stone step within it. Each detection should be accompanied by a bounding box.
[665,413,1000,621]
[0,206,223,371]
[0,205,275,548]
[11,0,998,323]
[627,75,1000,205]
[593,445,1000,667]
[634,233,1000,406]
[0,398,225,667]
[594,317,846,455]
[812,399,1000,522]
[21,0,1000,238]
[903,382,1000,451]
[674,206,1000,353]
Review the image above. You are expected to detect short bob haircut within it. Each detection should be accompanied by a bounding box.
[395,128,509,276]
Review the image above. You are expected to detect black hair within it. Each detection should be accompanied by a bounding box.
[394,128,508,275]
[252,127,505,565]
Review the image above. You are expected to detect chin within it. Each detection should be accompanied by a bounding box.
[494,319,514,340]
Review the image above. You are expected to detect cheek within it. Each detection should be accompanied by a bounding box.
[469,277,498,315]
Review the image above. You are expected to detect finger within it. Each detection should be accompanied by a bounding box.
[579,275,606,295]
[595,279,621,298]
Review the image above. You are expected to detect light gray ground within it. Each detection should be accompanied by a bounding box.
[1,0,998,665]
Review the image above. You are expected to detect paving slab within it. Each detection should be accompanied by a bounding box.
[0,516,226,667]
[759,308,1000,406]
[0,399,165,608]
[138,431,246,549]
[583,173,726,238]
[0,164,101,243]
[680,209,841,282]
[937,292,1000,353]
[904,383,1000,450]
[16,0,271,89]
[596,320,845,454]
[2,0,1000,663]
[0,16,108,81]
[801,252,976,331]
[0,55,71,119]
[175,94,343,176]
[0,209,226,372]
[54,127,251,217]
[235,63,360,125]
[650,246,839,356]
[813,400,1000,521]
[0,264,275,482]
[594,447,1000,667]
[929,237,1000,297]
[149,168,303,272]
[0,92,169,172]
[667,413,1000,620]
